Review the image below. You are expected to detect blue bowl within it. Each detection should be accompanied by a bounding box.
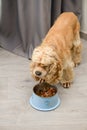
[29,83,60,111]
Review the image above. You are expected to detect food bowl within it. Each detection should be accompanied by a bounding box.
[29,82,60,111]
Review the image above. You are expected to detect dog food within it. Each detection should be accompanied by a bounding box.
[33,82,57,97]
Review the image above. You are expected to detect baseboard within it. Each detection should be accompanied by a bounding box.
[80,32,87,40]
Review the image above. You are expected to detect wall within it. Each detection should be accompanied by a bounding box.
[81,0,87,34]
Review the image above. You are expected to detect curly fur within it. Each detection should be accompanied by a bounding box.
[30,12,82,87]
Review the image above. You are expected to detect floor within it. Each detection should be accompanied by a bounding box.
[0,39,87,130]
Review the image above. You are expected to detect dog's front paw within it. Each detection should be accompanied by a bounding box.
[61,82,71,88]
[74,62,80,67]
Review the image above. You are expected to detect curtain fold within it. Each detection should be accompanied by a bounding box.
[0,0,82,59]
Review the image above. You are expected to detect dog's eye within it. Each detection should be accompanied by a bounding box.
[43,64,52,69]
[41,65,48,69]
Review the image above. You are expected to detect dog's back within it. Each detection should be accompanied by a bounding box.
[55,12,80,31]
[43,12,80,50]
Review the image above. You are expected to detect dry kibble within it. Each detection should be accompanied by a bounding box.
[34,82,57,97]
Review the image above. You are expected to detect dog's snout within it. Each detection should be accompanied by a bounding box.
[35,71,42,76]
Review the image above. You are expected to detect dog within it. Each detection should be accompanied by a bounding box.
[30,12,82,88]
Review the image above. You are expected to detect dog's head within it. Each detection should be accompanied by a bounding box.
[30,46,63,84]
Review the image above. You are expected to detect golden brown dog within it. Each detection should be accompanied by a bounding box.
[30,12,82,88]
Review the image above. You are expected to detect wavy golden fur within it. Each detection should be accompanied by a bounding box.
[30,12,82,88]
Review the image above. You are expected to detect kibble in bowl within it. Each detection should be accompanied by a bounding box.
[33,82,57,97]
[30,82,60,111]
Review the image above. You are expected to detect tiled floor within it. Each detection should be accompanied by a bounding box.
[0,39,87,130]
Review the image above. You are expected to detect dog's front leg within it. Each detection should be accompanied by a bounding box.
[60,66,74,88]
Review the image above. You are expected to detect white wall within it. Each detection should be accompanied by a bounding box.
[81,0,87,34]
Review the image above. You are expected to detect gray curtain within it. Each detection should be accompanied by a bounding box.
[0,0,82,59]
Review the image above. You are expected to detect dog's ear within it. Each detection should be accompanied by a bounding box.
[46,60,63,83]
[55,61,63,80]
[49,60,62,75]
[57,61,62,71]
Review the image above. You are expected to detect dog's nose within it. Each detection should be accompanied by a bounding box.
[35,71,42,76]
